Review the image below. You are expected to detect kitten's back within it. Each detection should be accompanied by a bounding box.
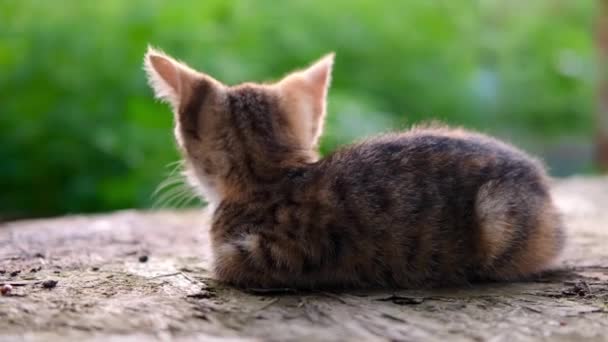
[211,127,564,288]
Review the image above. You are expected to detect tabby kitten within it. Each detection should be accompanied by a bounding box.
[144,47,565,289]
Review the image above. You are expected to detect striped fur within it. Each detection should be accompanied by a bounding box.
[145,48,565,289]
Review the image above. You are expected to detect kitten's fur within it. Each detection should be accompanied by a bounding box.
[144,47,565,289]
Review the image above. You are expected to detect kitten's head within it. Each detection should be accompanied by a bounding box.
[144,47,334,205]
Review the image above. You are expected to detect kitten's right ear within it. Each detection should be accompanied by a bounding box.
[276,53,334,149]
[144,46,199,109]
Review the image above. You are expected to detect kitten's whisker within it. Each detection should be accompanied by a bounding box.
[172,194,192,209]
[166,160,185,176]
[164,160,184,170]
[152,184,189,209]
[157,183,195,208]
[153,176,186,197]
[174,191,199,209]
[162,189,192,209]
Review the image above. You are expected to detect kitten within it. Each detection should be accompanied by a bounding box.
[144,47,565,289]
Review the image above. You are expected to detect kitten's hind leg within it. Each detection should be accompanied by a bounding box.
[474,180,566,281]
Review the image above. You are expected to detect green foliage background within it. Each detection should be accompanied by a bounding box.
[0,0,596,218]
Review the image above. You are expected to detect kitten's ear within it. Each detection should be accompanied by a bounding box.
[144,46,199,109]
[277,53,334,148]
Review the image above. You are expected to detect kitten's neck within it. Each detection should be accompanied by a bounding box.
[224,161,317,200]
[193,149,319,212]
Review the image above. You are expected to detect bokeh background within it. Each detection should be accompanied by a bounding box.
[0,0,599,220]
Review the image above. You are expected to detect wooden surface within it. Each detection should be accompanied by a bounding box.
[1,177,607,341]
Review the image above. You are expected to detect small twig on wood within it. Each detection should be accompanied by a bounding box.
[150,272,181,279]
[521,305,543,313]
[381,312,407,323]
[179,272,197,284]
[150,272,197,283]
[0,281,41,287]
[254,297,280,312]
[565,308,606,317]
[186,289,215,299]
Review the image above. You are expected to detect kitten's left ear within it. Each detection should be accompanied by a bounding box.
[277,53,334,149]
[144,46,200,110]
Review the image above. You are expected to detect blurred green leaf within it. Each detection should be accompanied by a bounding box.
[0,0,596,218]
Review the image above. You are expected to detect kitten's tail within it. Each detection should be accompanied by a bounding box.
[475,180,565,280]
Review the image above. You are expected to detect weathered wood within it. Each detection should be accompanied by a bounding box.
[1,177,607,341]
